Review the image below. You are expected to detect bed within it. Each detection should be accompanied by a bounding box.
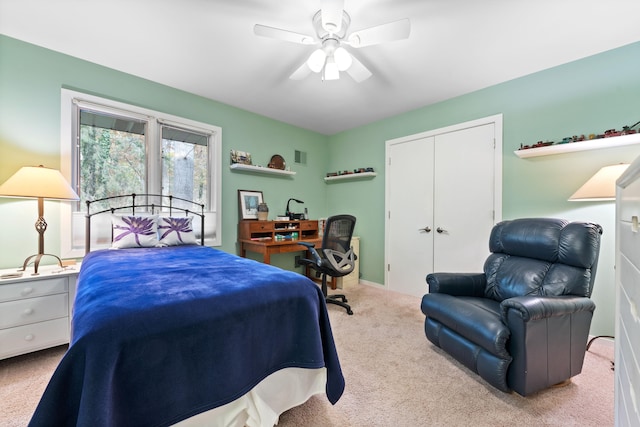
[28,194,345,427]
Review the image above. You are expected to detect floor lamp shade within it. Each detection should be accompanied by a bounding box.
[0,165,79,274]
[568,164,630,201]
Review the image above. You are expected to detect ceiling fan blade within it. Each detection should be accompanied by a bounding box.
[347,18,411,48]
[345,54,372,83]
[254,24,316,45]
[289,62,312,80]
[321,0,345,33]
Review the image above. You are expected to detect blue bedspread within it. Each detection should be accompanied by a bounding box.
[29,246,344,427]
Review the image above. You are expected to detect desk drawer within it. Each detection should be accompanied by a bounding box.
[300,221,318,231]
[249,222,274,232]
[0,277,68,303]
[0,294,68,329]
[0,318,69,360]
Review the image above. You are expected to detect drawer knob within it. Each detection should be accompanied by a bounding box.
[23,308,34,316]
[24,334,34,341]
[21,287,34,296]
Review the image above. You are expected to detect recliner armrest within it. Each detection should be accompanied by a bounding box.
[426,273,486,297]
[501,295,596,322]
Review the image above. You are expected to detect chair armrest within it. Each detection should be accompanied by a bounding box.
[426,273,486,297]
[297,241,322,266]
[501,295,596,322]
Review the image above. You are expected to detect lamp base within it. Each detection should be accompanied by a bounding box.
[19,253,63,276]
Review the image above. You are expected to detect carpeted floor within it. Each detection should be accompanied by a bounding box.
[0,284,614,427]
[278,284,614,426]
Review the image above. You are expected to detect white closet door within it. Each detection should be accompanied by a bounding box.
[385,118,500,298]
[386,136,435,297]
[432,123,496,273]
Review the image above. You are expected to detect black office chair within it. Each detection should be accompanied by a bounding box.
[298,214,356,315]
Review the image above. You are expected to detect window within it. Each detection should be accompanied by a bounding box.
[60,89,222,257]
[160,124,209,210]
[78,109,147,209]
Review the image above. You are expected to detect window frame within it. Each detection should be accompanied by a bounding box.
[59,89,222,258]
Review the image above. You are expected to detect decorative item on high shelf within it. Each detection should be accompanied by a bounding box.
[257,202,269,221]
[230,150,252,165]
[326,167,374,177]
[268,154,285,170]
[518,119,640,151]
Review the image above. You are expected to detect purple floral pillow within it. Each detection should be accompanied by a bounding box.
[111,215,159,249]
[158,216,198,246]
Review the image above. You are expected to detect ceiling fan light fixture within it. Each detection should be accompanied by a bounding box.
[321,0,345,34]
[307,49,327,73]
[323,57,340,81]
[334,47,352,71]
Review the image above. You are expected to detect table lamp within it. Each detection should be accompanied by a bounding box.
[568,163,630,201]
[0,165,79,275]
[568,162,629,352]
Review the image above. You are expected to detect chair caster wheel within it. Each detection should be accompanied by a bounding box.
[347,309,353,315]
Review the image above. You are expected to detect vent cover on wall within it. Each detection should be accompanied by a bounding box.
[295,150,307,164]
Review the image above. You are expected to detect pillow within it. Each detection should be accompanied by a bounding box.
[158,216,198,246]
[112,215,159,248]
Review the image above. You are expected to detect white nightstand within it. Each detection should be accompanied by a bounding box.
[0,264,79,360]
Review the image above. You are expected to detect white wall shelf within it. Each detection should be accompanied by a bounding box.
[324,172,377,182]
[229,163,296,176]
[514,133,640,158]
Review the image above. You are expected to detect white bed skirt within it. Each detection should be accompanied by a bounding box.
[174,367,327,427]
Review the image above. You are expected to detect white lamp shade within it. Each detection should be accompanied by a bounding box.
[0,165,79,200]
[334,47,353,71]
[568,163,630,201]
[307,49,327,73]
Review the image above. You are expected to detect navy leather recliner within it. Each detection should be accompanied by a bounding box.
[421,218,602,396]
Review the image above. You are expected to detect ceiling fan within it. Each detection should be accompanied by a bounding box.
[253,0,411,83]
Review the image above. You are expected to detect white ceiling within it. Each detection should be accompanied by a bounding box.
[1,0,640,135]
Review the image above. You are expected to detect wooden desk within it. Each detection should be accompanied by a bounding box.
[238,219,336,289]
[238,219,320,264]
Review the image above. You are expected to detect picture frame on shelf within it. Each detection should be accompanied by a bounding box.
[238,190,263,220]
[230,150,252,165]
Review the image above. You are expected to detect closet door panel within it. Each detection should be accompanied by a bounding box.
[386,136,435,297]
[433,123,496,273]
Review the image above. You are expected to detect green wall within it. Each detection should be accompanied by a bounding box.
[2,34,639,336]
[0,35,329,273]
[326,41,640,336]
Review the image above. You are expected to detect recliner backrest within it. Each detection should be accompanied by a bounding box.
[484,218,602,302]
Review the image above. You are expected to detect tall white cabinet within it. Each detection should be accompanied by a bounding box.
[615,159,640,426]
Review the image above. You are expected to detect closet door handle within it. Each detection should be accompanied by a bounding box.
[419,227,432,233]
[436,227,447,234]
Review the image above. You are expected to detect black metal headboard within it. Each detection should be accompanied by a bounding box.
[85,193,205,254]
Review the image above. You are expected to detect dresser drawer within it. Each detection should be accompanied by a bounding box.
[0,293,69,329]
[618,176,640,223]
[0,277,68,303]
[0,317,69,360]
